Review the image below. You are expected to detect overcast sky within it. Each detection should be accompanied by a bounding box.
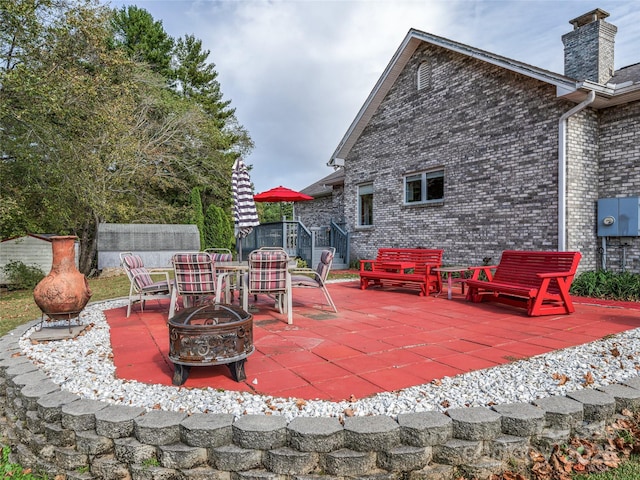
[106,0,640,194]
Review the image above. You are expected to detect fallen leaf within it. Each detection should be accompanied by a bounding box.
[552,372,569,385]
[583,371,595,386]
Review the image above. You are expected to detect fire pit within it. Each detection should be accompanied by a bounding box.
[168,304,254,386]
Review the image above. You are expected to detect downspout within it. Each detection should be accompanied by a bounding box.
[557,90,596,251]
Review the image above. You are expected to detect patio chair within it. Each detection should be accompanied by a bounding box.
[169,252,232,319]
[204,248,234,263]
[205,247,239,299]
[290,248,338,313]
[243,248,293,324]
[119,252,173,318]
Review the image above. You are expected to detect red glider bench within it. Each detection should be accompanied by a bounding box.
[359,248,443,296]
[465,250,582,316]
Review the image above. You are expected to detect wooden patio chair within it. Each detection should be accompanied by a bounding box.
[119,252,173,318]
[169,252,232,319]
[290,248,338,313]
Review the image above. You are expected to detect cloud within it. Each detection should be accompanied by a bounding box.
[108,0,639,194]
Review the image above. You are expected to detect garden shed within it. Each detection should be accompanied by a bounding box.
[0,234,79,285]
[97,223,200,270]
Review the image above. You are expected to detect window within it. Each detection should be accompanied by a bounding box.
[358,183,373,226]
[404,170,444,205]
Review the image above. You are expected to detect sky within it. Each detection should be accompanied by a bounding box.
[105,0,640,195]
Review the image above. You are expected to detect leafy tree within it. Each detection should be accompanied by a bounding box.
[1,1,253,273]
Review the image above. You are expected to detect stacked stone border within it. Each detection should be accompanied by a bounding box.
[1,321,639,480]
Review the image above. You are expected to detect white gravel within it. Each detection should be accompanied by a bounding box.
[18,299,640,421]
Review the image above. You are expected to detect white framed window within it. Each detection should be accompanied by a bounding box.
[358,183,373,226]
[404,170,444,205]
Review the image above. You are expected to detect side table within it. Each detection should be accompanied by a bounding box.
[433,266,469,300]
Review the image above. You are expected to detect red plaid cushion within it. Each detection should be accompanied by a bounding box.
[173,253,217,294]
[210,253,233,263]
[249,250,288,293]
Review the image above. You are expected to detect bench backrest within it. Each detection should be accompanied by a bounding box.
[376,248,443,274]
[493,250,581,293]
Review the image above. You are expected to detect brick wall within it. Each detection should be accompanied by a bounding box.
[297,185,345,230]
[340,43,639,273]
[344,44,569,267]
[597,101,640,272]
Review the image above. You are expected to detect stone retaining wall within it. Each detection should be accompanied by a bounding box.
[2,322,640,480]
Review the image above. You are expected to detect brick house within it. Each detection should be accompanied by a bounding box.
[297,8,639,272]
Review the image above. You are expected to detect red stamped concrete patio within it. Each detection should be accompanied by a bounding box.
[105,279,640,402]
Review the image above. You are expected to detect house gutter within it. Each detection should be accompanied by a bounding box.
[557,89,595,252]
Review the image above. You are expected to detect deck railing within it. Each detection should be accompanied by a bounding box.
[240,220,347,268]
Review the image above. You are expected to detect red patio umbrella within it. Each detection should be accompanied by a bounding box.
[253,186,313,202]
[253,186,313,220]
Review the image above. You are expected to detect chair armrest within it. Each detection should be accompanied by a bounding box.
[359,259,376,272]
[131,270,171,283]
[215,271,235,303]
[148,270,171,283]
[148,267,173,274]
[536,271,574,279]
[422,262,441,272]
[290,267,314,274]
[290,268,322,282]
[468,265,497,281]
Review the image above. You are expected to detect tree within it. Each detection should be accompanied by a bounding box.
[204,204,233,251]
[1,1,253,274]
[110,5,173,77]
[190,187,205,248]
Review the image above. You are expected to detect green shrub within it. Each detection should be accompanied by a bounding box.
[570,270,640,302]
[2,261,45,291]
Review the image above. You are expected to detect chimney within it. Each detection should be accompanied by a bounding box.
[562,8,617,84]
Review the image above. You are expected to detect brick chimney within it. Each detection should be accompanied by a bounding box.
[562,8,617,84]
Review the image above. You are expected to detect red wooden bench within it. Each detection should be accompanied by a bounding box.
[465,250,582,316]
[359,248,443,296]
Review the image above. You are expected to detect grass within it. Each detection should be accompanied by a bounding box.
[572,456,640,480]
[0,274,130,337]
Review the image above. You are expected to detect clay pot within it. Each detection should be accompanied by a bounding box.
[33,235,92,320]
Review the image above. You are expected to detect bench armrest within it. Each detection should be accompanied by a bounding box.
[536,271,574,279]
[468,265,498,271]
[359,259,377,271]
[420,262,441,272]
[467,265,497,281]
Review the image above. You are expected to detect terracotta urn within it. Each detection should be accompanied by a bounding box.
[33,235,92,320]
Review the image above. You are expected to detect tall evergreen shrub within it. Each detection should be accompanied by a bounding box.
[204,204,234,251]
[190,187,205,248]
